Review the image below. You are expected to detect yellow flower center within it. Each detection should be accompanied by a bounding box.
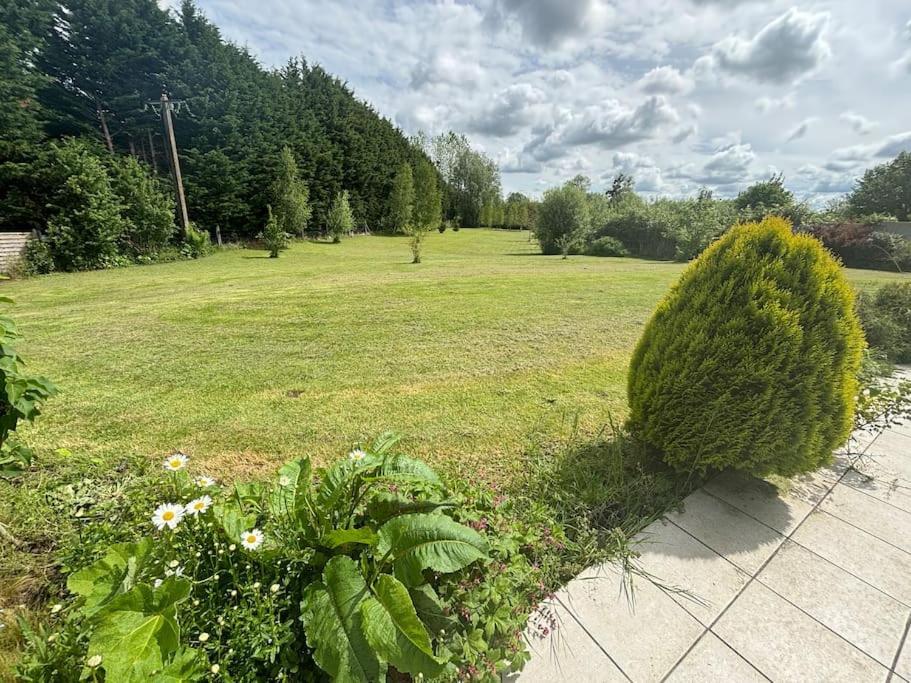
[194,502,204,510]
[170,459,181,468]
[246,535,257,544]
[163,511,175,521]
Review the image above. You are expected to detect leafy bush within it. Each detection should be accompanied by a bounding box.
[181,224,212,259]
[18,436,557,681]
[271,146,311,238]
[627,217,865,477]
[804,222,911,272]
[38,139,127,271]
[585,236,628,257]
[534,183,590,255]
[0,301,57,477]
[857,282,911,363]
[327,190,354,243]
[107,155,176,259]
[20,238,55,276]
[259,206,289,258]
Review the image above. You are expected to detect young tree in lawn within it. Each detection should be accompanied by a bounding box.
[260,205,288,257]
[409,158,441,263]
[534,181,590,256]
[388,163,414,233]
[327,190,354,243]
[272,146,311,238]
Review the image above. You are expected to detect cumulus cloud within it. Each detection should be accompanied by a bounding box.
[524,96,679,161]
[636,66,693,95]
[755,94,796,113]
[786,117,816,142]
[410,52,484,89]
[829,131,911,167]
[485,0,605,47]
[499,149,544,174]
[839,111,878,135]
[703,9,831,84]
[693,142,756,185]
[608,151,664,191]
[467,84,547,137]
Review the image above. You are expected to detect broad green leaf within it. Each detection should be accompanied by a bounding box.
[268,458,312,519]
[0,296,14,304]
[88,611,171,681]
[322,527,377,549]
[300,556,384,683]
[376,514,489,587]
[409,584,456,636]
[67,538,153,616]
[366,492,455,524]
[369,431,403,455]
[212,501,256,542]
[361,574,444,677]
[149,647,206,682]
[375,454,441,486]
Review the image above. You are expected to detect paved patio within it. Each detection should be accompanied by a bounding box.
[514,371,911,682]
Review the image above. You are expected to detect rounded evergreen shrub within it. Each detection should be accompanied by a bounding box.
[627,216,864,477]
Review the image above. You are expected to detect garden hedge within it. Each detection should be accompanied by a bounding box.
[627,217,865,477]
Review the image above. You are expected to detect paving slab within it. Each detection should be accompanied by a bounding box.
[703,469,814,534]
[509,598,627,683]
[860,430,911,482]
[841,467,911,514]
[819,482,911,553]
[713,580,888,682]
[665,489,785,574]
[896,634,911,681]
[790,510,911,606]
[633,518,749,625]
[664,632,766,682]
[758,540,910,667]
[557,563,703,681]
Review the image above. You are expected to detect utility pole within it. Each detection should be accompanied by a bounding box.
[159,93,190,239]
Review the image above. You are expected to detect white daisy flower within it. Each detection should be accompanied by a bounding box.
[270,584,280,593]
[348,448,367,462]
[185,495,212,516]
[198,632,210,643]
[240,529,264,551]
[153,578,163,588]
[211,664,220,674]
[163,452,188,472]
[195,475,216,487]
[151,503,185,530]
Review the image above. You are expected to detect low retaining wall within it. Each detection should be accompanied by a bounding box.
[0,231,32,273]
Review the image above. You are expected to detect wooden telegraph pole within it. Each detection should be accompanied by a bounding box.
[159,93,190,239]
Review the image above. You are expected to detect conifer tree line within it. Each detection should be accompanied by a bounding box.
[0,0,503,271]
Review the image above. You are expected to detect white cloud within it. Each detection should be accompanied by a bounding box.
[839,111,878,136]
[636,66,693,95]
[485,0,608,47]
[467,84,547,137]
[755,94,796,113]
[704,9,831,84]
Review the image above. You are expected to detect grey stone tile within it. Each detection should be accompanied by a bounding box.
[704,470,814,534]
[841,468,911,514]
[664,632,766,682]
[897,635,911,681]
[510,598,627,683]
[665,489,785,575]
[791,511,911,606]
[557,562,703,682]
[860,430,911,481]
[633,518,749,625]
[757,540,909,667]
[820,483,911,553]
[713,581,887,682]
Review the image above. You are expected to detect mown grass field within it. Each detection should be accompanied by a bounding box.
[2,229,905,483]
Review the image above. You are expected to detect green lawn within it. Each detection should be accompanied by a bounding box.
[3,229,905,483]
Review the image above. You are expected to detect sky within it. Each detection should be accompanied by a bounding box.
[160,0,911,202]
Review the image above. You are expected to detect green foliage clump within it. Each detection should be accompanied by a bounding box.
[408,159,442,264]
[0,300,57,478]
[271,146,311,238]
[388,163,414,234]
[38,139,127,271]
[327,190,354,243]
[259,205,288,258]
[857,282,911,363]
[585,235,628,257]
[181,224,211,259]
[847,151,911,221]
[107,154,175,259]
[627,217,865,477]
[534,182,590,255]
[17,436,560,682]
